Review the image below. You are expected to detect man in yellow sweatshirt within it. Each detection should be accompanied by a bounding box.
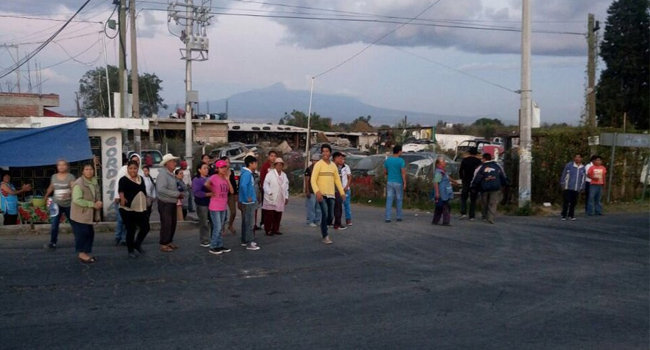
[311,144,346,244]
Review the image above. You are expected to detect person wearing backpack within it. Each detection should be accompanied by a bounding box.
[431,157,457,226]
[471,153,508,224]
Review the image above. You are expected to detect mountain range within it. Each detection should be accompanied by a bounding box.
[167,83,500,126]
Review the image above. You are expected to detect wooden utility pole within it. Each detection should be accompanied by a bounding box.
[586,13,597,128]
[129,0,141,152]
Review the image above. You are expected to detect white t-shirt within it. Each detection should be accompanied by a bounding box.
[340,164,351,189]
[585,162,593,183]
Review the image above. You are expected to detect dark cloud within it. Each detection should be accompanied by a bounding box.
[266,0,611,56]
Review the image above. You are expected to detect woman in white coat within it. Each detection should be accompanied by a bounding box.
[262,158,289,236]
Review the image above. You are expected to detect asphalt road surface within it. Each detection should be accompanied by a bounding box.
[1,200,648,349]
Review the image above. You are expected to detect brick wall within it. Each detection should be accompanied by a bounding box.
[0,105,40,117]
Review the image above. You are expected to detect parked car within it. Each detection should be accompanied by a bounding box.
[407,158,434,181]
[128,149,163,180]
[351,154,386,177]
[209,144,249,161]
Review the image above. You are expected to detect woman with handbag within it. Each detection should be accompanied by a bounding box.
[70,163,102,263]
[261,158,289,236]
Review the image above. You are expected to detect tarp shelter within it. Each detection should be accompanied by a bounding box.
[0,118,92,167]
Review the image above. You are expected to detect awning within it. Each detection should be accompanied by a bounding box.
[0,118,93,167]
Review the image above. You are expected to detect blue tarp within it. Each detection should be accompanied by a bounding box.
[0,118,93,167]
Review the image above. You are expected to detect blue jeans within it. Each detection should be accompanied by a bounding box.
[305,194,321,225]
[587,184,603,215]
[49,205,70,244]
[209,210,227,248]
[344,189,351,221]
[385,182,404,221]
[241,203,256,244]
[114,202,126,242]
[318,197,335,238]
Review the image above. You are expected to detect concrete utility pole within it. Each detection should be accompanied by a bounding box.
[168,0,212,171]
[118,0,128,120]
[518,0,532,208]
[129,0,141,152]
[586,13,597,128]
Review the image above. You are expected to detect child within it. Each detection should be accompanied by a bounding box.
[174,168,188,220]
[586,155,607,216]
[204,160,233,255]
[432,157,455,226]
[239,156,260,250]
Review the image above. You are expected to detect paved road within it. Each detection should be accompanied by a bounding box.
[1,200,648,349]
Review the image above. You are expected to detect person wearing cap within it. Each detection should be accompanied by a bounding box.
[458,147,482,221]
[204,160,233,255]
[156,154,183,252]
[262,157,289,236]
[311,144,346,244]
[304,153,321,227]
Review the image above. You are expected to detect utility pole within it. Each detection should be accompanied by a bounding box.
[130,0,141,151]
[586,13,598,128]
[168,0,212,171]
[1,44,20,93]
[118,0,128,121]
[101,33,112,118]
[518,0,532,208]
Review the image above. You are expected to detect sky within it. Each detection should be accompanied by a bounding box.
[0,0,612,125]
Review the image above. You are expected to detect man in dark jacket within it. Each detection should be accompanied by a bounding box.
[471,153,508,224]
[458,148,482,220]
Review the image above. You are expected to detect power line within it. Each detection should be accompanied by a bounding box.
[0,14,102,24]
[139,7,586,36]
[315,0,445,78]
[394,47,518,94]
[0,0,94,79]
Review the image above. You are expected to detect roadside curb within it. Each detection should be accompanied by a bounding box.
[0,220,199,236]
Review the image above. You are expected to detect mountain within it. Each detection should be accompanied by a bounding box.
[177,83,498,125]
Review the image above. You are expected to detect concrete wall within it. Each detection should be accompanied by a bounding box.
[0,93,59,117]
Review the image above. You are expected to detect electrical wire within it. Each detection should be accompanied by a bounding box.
[53,39,102,66]
[315,0,445,78]
[394,47,518,94]
[104,4,119,39]
[139,7,586,36]
[0,0,94,79]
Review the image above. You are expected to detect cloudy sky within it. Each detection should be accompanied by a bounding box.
[0,0,612,124]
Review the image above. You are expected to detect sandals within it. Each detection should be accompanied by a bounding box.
[78,256,97,264]
[228,227,237,235]
[159,244,174,252]
[168,243,179,250]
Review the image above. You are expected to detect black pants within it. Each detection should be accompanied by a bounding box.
[584,182,590,212]
[120,209,150,253]
[70,220,94,253]
[561,190,579,218]
[460,185,478,218]
[157,200,177,245]
[333,191,343,227]
[3,214,18,225]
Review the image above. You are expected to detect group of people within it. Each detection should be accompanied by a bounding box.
[382,145,509,227]
[0,142,612,264]
[559,154,607,219]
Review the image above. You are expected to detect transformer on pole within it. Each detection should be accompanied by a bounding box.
[167,0,212,171]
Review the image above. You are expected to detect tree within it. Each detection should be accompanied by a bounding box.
[472,118,504,127]
[279,110,332,131]
[78,65,167,117]
[596,0,649,129]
